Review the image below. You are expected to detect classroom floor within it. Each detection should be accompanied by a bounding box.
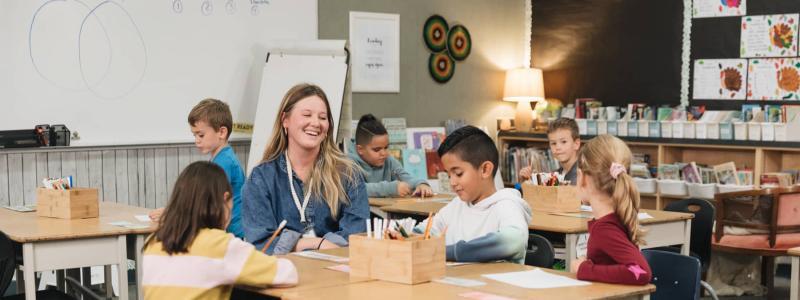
[703,264,791,300]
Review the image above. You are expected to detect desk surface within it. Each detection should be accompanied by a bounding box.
[368,194,453,207]
[282,262,654,300]
[254,248,356,298]
[789,247,800,256]
[382,202,692,234]
[0,202,154,242]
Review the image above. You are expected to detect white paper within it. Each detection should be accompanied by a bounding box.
[693,59,747,100]
[4,205,36,212]
[289,251,349,263]
[747,58,800,100]
[576,234,589,258]
[580,205,593,212]
[135,215,151,222]
[482,268,591,289]
[741,14,799,58]
[446,261,478,267]
[637,212,654,220]
[692,0,745,18]
[434,276,487,287]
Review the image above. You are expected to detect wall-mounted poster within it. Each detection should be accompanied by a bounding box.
[741,14,799,58]
[349,12,400,93]
[747,58,800,100]
[693,59,747,100]
[692,0,746,18]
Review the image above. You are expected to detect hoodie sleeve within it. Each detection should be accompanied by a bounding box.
[445,201,529,263]
[388,156,428,189]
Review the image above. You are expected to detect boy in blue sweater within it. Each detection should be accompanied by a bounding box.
[347,114,433,198]
[149,99,246,239]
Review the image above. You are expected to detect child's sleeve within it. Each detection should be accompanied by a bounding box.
[224,237,298,288]
[576,223,652,285]
[445,203,528,263]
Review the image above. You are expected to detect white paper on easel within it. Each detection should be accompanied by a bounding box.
[482,268,591,289]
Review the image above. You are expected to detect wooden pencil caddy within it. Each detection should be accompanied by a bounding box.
[349,234,445,284]
[521,183,581,213]
[36,188,99,219]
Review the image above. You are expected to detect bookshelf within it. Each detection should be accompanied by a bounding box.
[497,131,800,210]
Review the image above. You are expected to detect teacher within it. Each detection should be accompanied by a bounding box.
[243,83,368,254]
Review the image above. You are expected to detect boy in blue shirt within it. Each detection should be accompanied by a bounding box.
[149,98,246,239]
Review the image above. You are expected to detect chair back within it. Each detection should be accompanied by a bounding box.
[714,186,800,248]
[524,233,555,268]
[0,231,16,296]
[664,198,715,267]
[643,249,701,300]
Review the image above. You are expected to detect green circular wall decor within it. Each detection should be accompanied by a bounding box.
[423,15,449,52]
[429,51,455,83]
[447,24,471,61]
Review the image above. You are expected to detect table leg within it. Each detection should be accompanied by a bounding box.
[22,243,36,300]
[117,236,129,300]
[565,233,577,270]
[56,270,64,292]
[369,206,388,219]
[680,219,692,256]
[135,234,144,300]
[104,266,112,298]
[791,256,798,300]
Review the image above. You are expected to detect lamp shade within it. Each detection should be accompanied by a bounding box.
[503,68,545,102]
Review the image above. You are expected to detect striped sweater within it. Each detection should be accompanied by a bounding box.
[143,228,298,300]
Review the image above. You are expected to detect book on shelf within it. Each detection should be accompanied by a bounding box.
[382,118,407,145]
[681,162,702,184]
[760,172,794,187]
[630,163,652,179]
[402,148,427,181]
[658,164,681,180]
[425,150,445,179]
[699,167,716,184]
[713,162,739,185]
[736,170,754,186]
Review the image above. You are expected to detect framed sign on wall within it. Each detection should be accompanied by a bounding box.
[349,11,400,93]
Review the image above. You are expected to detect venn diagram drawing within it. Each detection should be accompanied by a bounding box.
[28,0,270,99]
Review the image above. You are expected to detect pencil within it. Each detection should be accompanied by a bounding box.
[423,212,434,239]
[261,220,287,253]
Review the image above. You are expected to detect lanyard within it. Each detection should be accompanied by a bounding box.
[286,153,313,223]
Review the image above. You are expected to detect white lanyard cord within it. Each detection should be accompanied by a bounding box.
[286,153,313,223]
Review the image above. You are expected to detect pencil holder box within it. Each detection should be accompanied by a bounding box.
[672,121,685,138]
[521,183,581,213]
[733,122,748,140]
[761,123,775,142]
[707,122,720,139]
[587,120,597,135]
[747,122,762,141]
[349,234,445,285]
[617,121,629,136]
[774,123,787,141]
[695,123,708,139]
[576,119,588,135]
[627,121,639,137]
[648,121,661,138]
[684,122,696,139]
[36,188,99,219]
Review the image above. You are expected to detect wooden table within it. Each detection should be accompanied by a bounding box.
[382,202,693,267]
[0,202,154,300]
[252,248,360,298]
[790,247,800,300]
[281,261,654,300]
[368,194,452,218]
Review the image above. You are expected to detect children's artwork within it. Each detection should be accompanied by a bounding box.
[692,0,745,18]
[747,58,800,100]
[406,127,446,150]
[714,162,739,185]
[402,149,428,181]
[741,14,799,58]
[692,59,747,100]
[382,118,407,145]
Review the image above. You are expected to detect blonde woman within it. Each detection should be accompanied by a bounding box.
[243,84,368,254]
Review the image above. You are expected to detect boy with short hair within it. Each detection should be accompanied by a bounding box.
[519,117,581,185]
[417,126,531,264]
[149,98,246,239]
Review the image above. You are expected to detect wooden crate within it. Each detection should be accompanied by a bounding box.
[521,183,581,213]
[349,234,445,285]
[36,188,99,219]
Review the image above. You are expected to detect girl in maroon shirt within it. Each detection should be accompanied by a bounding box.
[568,135,651,285]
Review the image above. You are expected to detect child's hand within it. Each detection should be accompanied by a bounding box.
[518,167,532,181]
[413,184,433,197]
[570,257,587,273]
[397,181,412,197]
[149,207,165,221]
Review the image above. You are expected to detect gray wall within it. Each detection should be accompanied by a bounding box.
[319,0,526,138]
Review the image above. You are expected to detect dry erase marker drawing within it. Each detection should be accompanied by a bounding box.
[28,0,148,99]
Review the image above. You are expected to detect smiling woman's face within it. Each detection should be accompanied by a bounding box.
[282,95,330,151]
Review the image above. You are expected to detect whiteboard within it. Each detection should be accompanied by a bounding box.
[0,0,317,146]
[246,40,348,175]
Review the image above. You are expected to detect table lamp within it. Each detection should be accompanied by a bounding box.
[503,68,545,132]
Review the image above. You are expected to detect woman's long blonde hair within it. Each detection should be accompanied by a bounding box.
[261,83,360,218]
[577,134,645,245]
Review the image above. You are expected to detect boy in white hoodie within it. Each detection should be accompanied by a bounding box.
[417,126,532,264]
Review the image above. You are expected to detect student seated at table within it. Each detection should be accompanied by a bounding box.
[569,134,651,285]
[415,126,531,264]
[518,117,581,186]
[346,113,433,198]
[142,161,297,299]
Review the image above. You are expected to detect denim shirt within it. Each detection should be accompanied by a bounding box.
[242,153,369,254]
